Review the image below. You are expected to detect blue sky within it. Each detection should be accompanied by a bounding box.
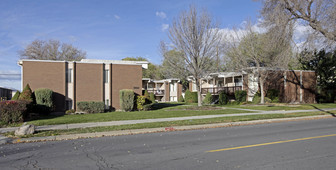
[0,0,261,90]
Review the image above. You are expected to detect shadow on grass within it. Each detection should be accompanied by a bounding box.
[150,103,184,110]
[310,105,336,117]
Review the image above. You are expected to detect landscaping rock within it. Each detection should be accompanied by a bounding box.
[15,124,35,136]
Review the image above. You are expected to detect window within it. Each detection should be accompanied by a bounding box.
[104,70,109,83]
[66,68,72,83]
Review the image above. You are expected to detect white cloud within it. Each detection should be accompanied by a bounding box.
[161,24,169,31]
[114,15,120,20]
[156,11,166,19]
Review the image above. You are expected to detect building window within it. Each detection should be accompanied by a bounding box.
[66,68,72,83]
[104,70,109,83]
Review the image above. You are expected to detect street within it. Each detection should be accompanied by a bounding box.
[1,118,336,169]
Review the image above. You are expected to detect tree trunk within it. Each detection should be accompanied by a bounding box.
[260,77,265,104]
[196,78,202,107]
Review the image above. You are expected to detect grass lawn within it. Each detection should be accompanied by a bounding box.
[11,110,333,138]
[26,103,253,126]
[224,103,336,111]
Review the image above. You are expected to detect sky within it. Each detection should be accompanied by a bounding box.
[0,0,262,90]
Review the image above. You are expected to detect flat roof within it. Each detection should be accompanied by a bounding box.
[18,59,149,69]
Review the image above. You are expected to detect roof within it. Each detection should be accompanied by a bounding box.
[18,59,149,69]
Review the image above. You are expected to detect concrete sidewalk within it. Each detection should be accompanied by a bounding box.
[1,108,336,134]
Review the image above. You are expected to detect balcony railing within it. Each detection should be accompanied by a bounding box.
[147,89,165,96]
[201,86,242,95]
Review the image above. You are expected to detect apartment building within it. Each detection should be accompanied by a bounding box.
[189,68,316,103]
[19,59,148,112]
[0,87,15,101]
[142,78,182,102]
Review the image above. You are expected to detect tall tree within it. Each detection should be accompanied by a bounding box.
[19,39,86,61]
[122,57,163,79]
[260,0,336,47]
[299,49,336,102]
[165,5,222,106]
[226,21,293,104]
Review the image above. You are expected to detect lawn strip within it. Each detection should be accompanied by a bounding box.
[12,111,333,138]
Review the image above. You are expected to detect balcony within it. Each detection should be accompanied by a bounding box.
[147,89,165,96]
[201,86,242,95]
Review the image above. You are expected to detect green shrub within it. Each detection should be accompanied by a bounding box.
[65,109,75,114]
[235,90,247,103]
[203,92,213,105]
[266,89,279,101]
[0,100,29,124]
[185,90,198,103]
[272,97,280,103]
[218,91,228,105]
[77,101,105,113]
[34,88,54,113]
[178,95,185,102]
[149,92,155,103]
[19,84,34,103]
[143,103,153,111]
[252,95,272,104]
[137,96,146,111]
[119,89,135,111]
[11,91,20,100]
[144,90,150,100]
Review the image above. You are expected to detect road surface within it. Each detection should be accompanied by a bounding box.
[1,118,336,169]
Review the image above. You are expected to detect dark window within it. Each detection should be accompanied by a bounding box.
[66,69,72,83]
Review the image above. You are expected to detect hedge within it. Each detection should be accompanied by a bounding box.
[0,100,29,125]
[178,95,185,102]
[34,88,53,113]
[203,92,213,105]
[218,91,228,105]
[235,90,247,103]
[119,89,135,111]
[11,91,20,100]
[185,90,198,103]
[77,101,105,113]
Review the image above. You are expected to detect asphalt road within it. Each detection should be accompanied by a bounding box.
[1,118,336,170]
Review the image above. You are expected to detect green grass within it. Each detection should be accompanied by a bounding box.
[225,103,336,111]
[26,105,252,126]
[11,110,333,138]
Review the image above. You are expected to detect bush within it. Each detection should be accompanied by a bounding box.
[185,90,198,103]
[65,109,75,114]
[119,89,135,111]
[11,91,20,100]
[218,91,228,105]
[34,88,54,113]
[143,103,153,111]
[203,92,213,105]
[178,95,185,102]
[0,100,29,124]
[19,84,34,103]
[252,95,272,104]
[136,96,146,111]
[144,90,150,100]
[266,89,279,102]
[149,92,155,103]
[235,90,247,103]
[77,101,105,113]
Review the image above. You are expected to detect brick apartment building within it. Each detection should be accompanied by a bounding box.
[189,68,316,103]
[19,59,148,112]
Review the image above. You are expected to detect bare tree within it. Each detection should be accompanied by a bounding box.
[165,5,222,106]
[225,21,293,103]
[19,39,86,61]
[260,0,336,48]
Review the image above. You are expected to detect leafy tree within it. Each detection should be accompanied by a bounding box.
[122,57,163,79]
[299,49,336,102]
[19,39,86,61]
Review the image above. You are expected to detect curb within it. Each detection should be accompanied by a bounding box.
[7,115,334,144]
